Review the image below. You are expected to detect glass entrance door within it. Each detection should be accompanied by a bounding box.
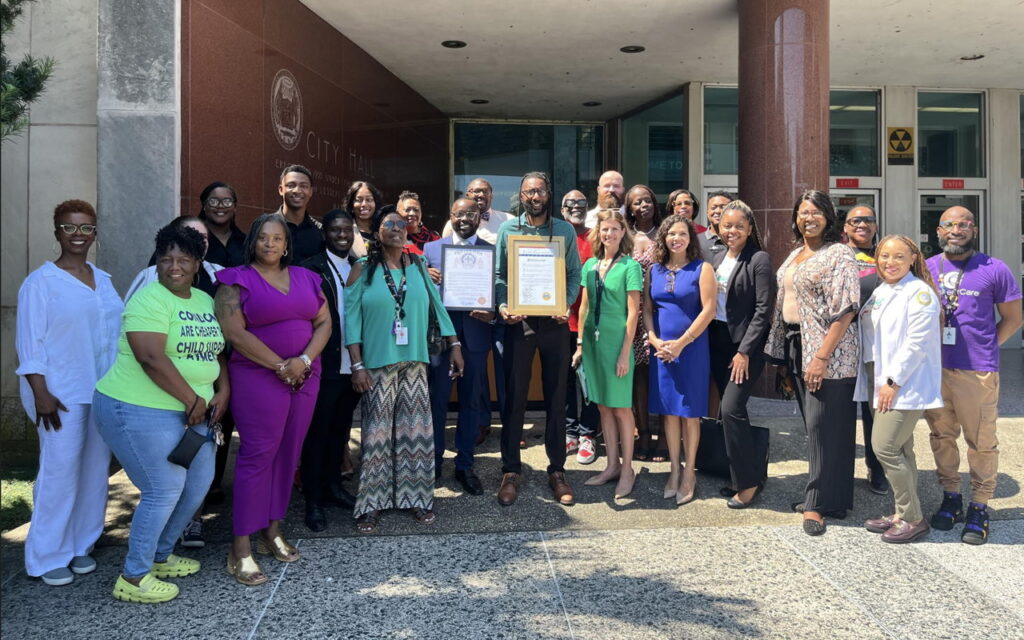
[919,191,983,258]
[831,190,879,225]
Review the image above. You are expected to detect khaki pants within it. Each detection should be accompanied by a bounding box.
[872,408,924,522]
[923,368,1000,504]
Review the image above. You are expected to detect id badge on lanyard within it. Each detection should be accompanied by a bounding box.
[394,319,409,345]
[942,326,957,346]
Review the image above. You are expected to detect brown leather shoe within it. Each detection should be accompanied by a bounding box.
[497,473,520,506]
[864,514,897,534]
[548,472,575,506]
[881,519,930,544]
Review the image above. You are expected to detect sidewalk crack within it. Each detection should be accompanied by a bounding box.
[539,531,575,640]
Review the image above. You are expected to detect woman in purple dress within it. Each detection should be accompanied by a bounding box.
[643,215,717,506]
[214,213,331,586]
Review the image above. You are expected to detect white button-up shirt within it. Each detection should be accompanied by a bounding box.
[442,209,508,245]
[16,262,124,418]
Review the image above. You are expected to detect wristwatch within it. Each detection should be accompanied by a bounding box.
[299,354,312,370]
[885,377,899,388]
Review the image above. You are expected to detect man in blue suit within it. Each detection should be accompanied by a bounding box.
[423,198,495,495]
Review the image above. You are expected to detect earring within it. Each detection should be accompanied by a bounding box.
[283,250,288,257]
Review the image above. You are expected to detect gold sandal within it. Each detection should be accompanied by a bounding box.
[226,552,269,586]
[255,535,300,563]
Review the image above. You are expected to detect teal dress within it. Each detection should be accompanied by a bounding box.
[581,256,643,407]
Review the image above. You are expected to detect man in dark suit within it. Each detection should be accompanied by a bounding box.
[299,209,360,531]
[423,198,495,495]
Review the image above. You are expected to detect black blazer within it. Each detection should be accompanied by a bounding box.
[301,250,353,380]
[710,244,776,355]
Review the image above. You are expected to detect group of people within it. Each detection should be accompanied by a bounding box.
[15,164,1020,603]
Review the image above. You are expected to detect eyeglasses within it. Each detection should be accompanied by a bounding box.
[674,200,696,207]
[797,209,825,219]
[452,210,478,220]
[937,220,975,231]
[381,220,408,230]
[846,216,877,226]
[354,196,375,204]
[58,223,97,235]
[562,199,588,208]
[205,197,235,208]
[520,188,549,197]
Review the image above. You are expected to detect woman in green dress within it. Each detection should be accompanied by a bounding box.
[573,209,643,498]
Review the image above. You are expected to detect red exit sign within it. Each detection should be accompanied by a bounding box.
[942,179,965,189]
[835,178,859,188]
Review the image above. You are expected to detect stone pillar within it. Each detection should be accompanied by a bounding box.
[97,0,180,292]
[737,0,829,397]
[737,0,830,264]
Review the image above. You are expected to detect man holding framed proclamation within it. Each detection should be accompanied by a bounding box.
[494,172,582,507]
[423,199,495,496]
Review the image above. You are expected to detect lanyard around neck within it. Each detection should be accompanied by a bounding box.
[381,255,408,320]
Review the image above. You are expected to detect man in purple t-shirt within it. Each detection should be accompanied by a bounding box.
[924,206,1022,545]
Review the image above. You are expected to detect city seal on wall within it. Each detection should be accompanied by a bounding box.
[271,69,302,151]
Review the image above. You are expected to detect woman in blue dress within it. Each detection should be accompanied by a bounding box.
[643,215,717,505]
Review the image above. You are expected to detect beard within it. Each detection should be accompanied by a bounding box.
[938,236,972,255]
[598,192,621,209]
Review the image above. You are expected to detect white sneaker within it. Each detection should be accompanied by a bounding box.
[180,518,205,548]
[576,436,597,465]
[566,435,580,455]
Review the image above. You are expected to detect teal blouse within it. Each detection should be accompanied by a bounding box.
[344,256,456,369]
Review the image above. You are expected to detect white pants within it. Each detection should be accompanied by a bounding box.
[25,403,110,576]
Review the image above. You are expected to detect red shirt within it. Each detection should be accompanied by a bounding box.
[568,226,593,333]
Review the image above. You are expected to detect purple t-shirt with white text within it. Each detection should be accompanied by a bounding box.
[927,252,1021,372]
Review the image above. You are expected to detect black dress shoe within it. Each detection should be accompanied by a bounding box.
[305,502,327,532]
[791,502,847,519]
[454,469,484,496]
[326,483,357,510]
[720,486,738,498]
[726,483,764,509]
[868,471,890,495]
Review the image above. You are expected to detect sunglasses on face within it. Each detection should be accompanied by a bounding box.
[58,223,97,235]
[937,220,975,231]
[562,199,588,208]
[205,197,235,208]
[381,220,408,231]
[846,216,877,226]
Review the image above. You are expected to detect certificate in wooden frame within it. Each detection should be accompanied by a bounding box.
[506,234,567,316]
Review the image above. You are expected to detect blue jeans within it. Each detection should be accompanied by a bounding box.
[93,392,215,579]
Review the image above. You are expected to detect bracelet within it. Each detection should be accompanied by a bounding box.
[188,395,201,414]
[298,353,312,370]
[577,339,583,345]
[449,341,462,349]
[351,361,365,371]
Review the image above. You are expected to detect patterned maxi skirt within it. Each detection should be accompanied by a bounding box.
[355,361,434,518]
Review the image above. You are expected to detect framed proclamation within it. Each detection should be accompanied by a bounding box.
[506,235,567,316]
[440,244,495,311]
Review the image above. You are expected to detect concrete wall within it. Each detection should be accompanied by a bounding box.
[1,0,99,464]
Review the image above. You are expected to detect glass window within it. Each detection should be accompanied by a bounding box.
[704,87,738,175]
[917,92,984,177]
[830,90,879,176]
[621,93,685,203]
[453,122,603,215]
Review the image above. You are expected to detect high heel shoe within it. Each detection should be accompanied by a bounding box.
[676,473,697,506]
[255,535,300,563]
[663,476,679,499]
[726,482,765,509]
[615,473,635,499]
[227,551,269,586]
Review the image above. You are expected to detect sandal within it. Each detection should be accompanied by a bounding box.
[411,508,436,525]
[356,510,381,534]
[255,534,300,563]
[226,552,269,587]
[633,448,650,461]
[650,448,668,463]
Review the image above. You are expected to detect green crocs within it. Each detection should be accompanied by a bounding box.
[112,574,179,603]
[150,554,201,578]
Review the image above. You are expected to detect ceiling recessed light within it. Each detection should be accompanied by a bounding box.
[959,53,984,61]
[619,45,645,53]
[470,99,489,104]
[442,40,467,49]
[582,101,602,107]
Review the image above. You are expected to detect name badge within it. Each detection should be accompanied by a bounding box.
[942,327,957,345]
[394,321,409,346]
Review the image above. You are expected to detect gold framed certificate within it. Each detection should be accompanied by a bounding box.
[440,244,495,311]
[506,235,567,316]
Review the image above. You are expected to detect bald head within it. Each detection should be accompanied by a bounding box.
[596,171,624,209]
[939,206,975,223]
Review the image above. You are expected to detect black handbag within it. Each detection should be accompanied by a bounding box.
[167,426,211,469]
[694,417,770,480]
[413,255,446,356]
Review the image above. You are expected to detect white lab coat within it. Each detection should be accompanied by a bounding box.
[853,272,943,410]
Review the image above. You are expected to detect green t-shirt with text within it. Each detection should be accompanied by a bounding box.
[97,281,224,410]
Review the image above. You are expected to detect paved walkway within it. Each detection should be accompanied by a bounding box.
[3,405,1022,639]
